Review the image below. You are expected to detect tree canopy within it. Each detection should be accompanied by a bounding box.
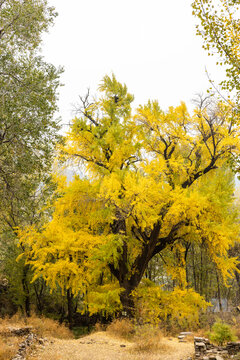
[19,75,240,316]
[0,0,62,230]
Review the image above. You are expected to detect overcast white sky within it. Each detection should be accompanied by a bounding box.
[41,0,223,126]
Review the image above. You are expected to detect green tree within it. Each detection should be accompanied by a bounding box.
[0,0,62,316]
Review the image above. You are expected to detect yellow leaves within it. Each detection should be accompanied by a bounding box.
[133,281,209,326]
[99,172,122,204]
[17,75,240,316]
[17,207,104,296]
[85,283,122,316]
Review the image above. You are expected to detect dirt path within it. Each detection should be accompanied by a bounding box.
[29,331,194,360]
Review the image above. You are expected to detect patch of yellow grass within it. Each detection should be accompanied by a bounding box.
[0,313,73,339]
[0,336,19,360]
[131,325,164,353]
[106,319,135,340]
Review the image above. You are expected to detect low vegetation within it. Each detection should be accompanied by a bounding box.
[209,320,237,346]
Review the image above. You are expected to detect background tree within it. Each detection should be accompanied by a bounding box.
[192,0,240,103]
[0,0,62,316]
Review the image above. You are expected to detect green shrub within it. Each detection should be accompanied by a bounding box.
[209,320,237,345]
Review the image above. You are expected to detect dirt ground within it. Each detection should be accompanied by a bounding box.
[28,331,194,360]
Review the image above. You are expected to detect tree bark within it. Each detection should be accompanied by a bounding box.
[67,289,74,329]
[22,264,30,317]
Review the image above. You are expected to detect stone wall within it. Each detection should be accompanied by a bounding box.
[194,337,240,360]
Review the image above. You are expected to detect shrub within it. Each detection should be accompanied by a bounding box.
[132,325,163,352]
[209,320,237,345]
[106,318,135,339]
[0,337,18,360]
[0,313,73,339]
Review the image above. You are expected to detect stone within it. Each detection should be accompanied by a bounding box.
[194,337,205,342]
[209,356,217,360]
[195,342,207,351]
[8,326,33,336]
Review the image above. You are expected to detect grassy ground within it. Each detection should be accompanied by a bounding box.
[0,313,73,360]
[27,331,194,360]
[0,316,195,360]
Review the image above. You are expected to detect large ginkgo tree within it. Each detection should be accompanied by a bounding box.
[19,75,240,316]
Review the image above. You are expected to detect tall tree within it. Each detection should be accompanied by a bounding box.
[19,75,240,315]
[0,0,62,316]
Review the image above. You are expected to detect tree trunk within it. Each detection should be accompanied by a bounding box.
[216,271,222,311]
[119,289,135,317]
[22,265,31,317]
[67,289,74,329]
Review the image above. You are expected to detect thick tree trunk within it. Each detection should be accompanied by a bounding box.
[109,215,182,315]
[119,289,135,317]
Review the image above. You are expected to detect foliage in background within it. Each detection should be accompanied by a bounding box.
[133,279,209,328]
[0,0,62,317]
[192,0,240,105]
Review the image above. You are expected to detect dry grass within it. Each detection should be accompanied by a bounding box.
[0,313,73,360]
[106,318,135,340]
[0,313,73,339]
[132,325,165,353]
[94,322,106,332]
[25,314,73,339]
[27,331,194,360]
[0,336,19,360]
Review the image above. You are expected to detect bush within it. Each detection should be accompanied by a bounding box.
[132,325,163,352]
[106,318,135,339]
[209,320,237,345]
[0,337,18,360]
[0,313,73,339]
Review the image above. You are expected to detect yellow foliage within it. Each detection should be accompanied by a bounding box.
[133,280,210,328]
[18,75,240,317]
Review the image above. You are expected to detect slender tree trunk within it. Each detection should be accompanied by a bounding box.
[192,245,197,291]
[67,289,74,329]
[33,281,44,314]
[216,271,222,311]
[22,265,30,317]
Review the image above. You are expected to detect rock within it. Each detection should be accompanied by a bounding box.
[180,332,193,336]
[120,344,126,347]
[194,337,205,342]
[209,356,217,360]
[178,335,185,339]
[195,342,207,352]
[11,332,45,360]
[215,356,224,360]
[8,326,33,337]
